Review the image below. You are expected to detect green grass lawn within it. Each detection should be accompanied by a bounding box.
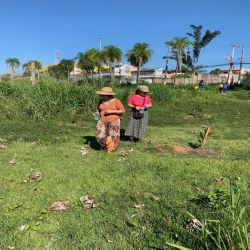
[0,88,250,249]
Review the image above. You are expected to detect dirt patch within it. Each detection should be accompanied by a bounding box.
[155,144,175,153]
[190,149,223,158]
[155,144,223,158]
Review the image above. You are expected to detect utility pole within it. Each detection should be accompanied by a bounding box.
[227,44,240,84]
[99,37,102,51]
[238,44,245,84]
[165,45,171,79]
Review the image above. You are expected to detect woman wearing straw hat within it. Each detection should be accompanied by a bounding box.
[95,87,125,152]
[125,85,152,143]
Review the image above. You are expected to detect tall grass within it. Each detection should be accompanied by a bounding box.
[0,79,130,119]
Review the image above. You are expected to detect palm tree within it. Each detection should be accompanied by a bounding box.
[6,58,20,73]
[22,60,42,78]
[187,25,221,72]
[76,51,96,82]
[165,37,193,90]
[125,43,153,84]
[94,50,106,85]
[102,45,122,84]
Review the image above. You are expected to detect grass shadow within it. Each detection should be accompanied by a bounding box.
[188,142,200,149]
[82,136,100,150]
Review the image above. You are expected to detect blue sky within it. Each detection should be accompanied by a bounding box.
[0,0,250,74]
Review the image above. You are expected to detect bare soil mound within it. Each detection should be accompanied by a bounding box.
[155,144,223,158]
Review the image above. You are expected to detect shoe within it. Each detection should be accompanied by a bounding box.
[129,139,134,143]
[137,139,142,143]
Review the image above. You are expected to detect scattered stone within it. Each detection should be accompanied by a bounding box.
[79,195,98,208]
[213,177,223,182]
[0,138,7,142]
[0,145,7,149]
[235,177,241,180]
[128,148,140,154]
[150,196,159,201]
[148,140,152,144]
[81,145,92,155]
[9,159,16,164]
[134,204,145,208]
[117,157,125,161]
[118,150,127,156]
[186,218,202,231]
[23,180,31,183]
[51,201,70,211]
[29,172,42,182]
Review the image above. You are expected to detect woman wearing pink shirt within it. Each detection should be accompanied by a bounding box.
[125,85,152,143]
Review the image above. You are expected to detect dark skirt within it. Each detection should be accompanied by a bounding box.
[125,109,149,139]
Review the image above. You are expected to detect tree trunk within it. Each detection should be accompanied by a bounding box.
[177,50,182,72]
[165,45,170,79]
[112,62,115,84]
[109,61,112,84]
[173,62,178,91]
[98,64,101,86]
[137,57,142,84]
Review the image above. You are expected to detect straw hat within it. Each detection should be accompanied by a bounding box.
[96,87,116,95]
[138,85,149,93]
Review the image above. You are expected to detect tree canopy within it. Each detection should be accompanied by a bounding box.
[125,43,153,83]
[186,24,221,72]
[5,58,20,72]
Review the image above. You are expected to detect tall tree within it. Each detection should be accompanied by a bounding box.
[5,58,20,73]
[125,43,153,83]
[102,45,122,84]
[187,25,221,72]
[165,37,193,90]
[94,50,106,85]
[76,49,97,82]
[48,59,74,80]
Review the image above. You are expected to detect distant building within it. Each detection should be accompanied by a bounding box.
[131,68,163,78]
[100,64,137,77]
[220,68,250,83]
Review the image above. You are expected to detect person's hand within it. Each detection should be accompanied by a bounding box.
[145,104,150,108]
[105,109,113,114]
[135,106,141,110]
[93,110,99,117]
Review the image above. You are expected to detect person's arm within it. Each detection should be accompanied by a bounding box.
[128,103,140,110]
[105,100,126,115]
[93,100,101,116]
[145,96,152,108]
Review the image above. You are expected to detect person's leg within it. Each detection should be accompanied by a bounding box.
[95,121,107,149]
[107,119,120,152]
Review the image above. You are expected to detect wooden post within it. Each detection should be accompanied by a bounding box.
[164,45,171,79]
[31,61,35,87]
[73,110,77,124]
[238,44,245,84]
[201,127,211,148]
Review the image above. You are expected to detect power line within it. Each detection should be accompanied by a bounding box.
[0,40,99,52]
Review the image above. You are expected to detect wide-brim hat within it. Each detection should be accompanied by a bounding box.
[96,87,116,95]
[138,85,149,93]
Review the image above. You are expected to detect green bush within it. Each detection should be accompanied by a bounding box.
[150,84,174,102]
